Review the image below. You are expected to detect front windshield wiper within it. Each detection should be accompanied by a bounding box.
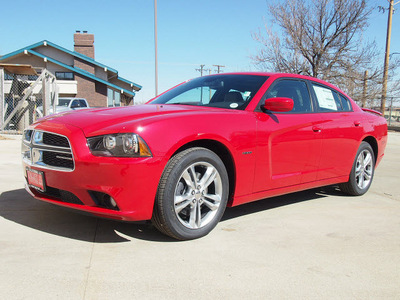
[167,102,199,106]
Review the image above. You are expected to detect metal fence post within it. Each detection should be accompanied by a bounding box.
[42,71,48,116]
[0,68,4,129]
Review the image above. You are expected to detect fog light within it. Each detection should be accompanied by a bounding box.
[102,194,118,209]
[109,196,117,208]
[89,191,119,211]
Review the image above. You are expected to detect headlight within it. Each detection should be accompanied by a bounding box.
[87,133,152,157]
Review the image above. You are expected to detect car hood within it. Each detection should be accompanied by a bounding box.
[34,104,230,136]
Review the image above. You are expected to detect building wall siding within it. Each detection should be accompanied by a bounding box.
[36,46,74,66]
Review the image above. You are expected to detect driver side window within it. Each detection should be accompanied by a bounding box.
[265,79,312,113]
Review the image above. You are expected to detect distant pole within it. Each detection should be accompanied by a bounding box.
[213,64,225,73]
[362,70,368,108]
[196,64,206,76]
[154,0,158,96]
[380,0,395,115]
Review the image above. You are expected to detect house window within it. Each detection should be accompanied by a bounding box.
[4,73,14,80]
[4,73,38,81]
[55,72,74,80]
[107,88,121,107]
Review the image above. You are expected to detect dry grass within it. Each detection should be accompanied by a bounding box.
[0,135,12,140]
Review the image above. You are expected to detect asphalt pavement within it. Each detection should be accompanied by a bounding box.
[0,132,399,299]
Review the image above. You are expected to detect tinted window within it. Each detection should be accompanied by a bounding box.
[332,92,343,111]
[312,84,339,112]
[312,83,353,112]
[339,94,352,111]
[265,79,312,113]
[79,100,87,107]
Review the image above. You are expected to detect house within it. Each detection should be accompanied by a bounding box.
[0,31,142,107]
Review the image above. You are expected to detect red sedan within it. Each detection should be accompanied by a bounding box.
[22,73,387,240]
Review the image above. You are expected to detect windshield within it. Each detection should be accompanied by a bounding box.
[150,74,268,110]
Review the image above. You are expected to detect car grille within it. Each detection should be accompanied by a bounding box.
[42,132,70,148]
[42,151,74,169]
[22,130,75,171]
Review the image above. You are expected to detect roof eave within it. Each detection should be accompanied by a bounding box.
[28,50,136,97]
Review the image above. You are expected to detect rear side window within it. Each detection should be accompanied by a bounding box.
[339,94,352,111]
[312,84,338,112]
[312,84,354,112]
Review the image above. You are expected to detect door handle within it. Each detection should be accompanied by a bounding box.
[312,126,321,133]
[354,121,361,127]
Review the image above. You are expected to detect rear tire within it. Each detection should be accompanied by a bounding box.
[339,141,375,196]
[152,147,229,240]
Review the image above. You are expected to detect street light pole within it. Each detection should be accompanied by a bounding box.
[154,0,158,97]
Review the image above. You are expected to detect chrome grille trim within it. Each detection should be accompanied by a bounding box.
[22,130,75,172]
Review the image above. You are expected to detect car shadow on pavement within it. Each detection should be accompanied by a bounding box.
[0,189,172,243]
[0,186,347,243]
[222,185,345,222]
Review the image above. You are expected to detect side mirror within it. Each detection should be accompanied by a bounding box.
[262,97,294,112]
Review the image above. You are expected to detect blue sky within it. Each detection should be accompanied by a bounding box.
[0,0,399,103]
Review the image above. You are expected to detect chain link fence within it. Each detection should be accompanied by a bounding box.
[1,68,57,134]
[385,97,400,129]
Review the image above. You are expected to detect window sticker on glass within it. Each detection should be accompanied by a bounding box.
[313,85,337,111]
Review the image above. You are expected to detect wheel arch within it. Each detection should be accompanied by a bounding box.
[362,136,378,164]
[171,139,236,203]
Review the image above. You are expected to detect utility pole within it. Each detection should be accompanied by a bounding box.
[362,70,368,108]
[213,64,225,73]
[380,0,399,115]
[196,64,206,76]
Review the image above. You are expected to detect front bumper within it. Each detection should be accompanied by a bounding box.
[23,123,165,221]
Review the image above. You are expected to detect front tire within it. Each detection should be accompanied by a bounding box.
[152,147,229,240]
[340,141,375,196]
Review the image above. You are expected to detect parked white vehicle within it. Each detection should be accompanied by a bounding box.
[37,97,90,116]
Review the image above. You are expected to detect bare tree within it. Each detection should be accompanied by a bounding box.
[252,0,400,106]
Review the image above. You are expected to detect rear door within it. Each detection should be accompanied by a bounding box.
[309,83,364,180]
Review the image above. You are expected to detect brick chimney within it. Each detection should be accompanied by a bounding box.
[74,30,95,59]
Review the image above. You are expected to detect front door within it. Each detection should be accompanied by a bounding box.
[253,79,323,192]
